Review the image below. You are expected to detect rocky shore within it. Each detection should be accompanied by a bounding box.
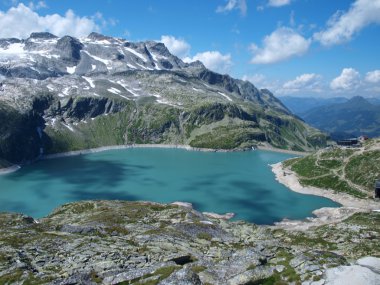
[271,162,380,230]
[0,200,379,284]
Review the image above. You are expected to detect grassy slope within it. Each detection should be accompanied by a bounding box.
[283,139,380,198]
[45,100,326,155]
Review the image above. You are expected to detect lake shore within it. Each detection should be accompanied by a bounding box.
[256,145,308,156]
[40,144,247,160]
[0,144,250,175]
[0,143,308,174]
[271,161,380,230]
[0,164,21,175]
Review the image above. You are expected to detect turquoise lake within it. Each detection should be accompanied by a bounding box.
[0,148,339,224]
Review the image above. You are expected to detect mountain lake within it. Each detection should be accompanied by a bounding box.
[0,148,339,224]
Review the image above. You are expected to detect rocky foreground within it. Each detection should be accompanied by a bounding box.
[0,200,379,284]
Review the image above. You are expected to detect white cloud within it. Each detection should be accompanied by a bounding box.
[330,68,360,91]
[28,1,47,10]
[314,0,380,46]
[184,51,232,74]
[250,27,310,64]
[216,0,247,16]
[282,73,322,93]
[365,70,380,83]
[160,35,191,58]
[0,3,100,38]
[242,74,266,85]
[268,0,291,7]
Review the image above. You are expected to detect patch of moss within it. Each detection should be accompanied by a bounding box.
[197,232,212,241]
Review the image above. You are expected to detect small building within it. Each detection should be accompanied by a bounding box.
[359,135,369,142]
[337,138,359,147]
[375,180,380,199]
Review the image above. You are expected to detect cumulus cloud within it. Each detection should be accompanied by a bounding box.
[184,51,232,74]
[242,74,266,85]
[250,27,310,64]
[0,3,100,38]
[282,73,322,93]
[160,35,191,58]
[365,70,380,83]
[268,0,291,7]
[216,0,247,16]
[314,0,380,46]
[330,68,360,91]
[28,1,47,10]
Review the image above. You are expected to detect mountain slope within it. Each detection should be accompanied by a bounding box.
[0,32,326,165]
[283,138,380,198]
[300,96,380,139]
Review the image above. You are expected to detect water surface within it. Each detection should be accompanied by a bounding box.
[0,148,339,224]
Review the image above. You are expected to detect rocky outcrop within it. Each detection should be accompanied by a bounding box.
[0,200,379,284]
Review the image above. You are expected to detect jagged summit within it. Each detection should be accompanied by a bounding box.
[29,32,58,39]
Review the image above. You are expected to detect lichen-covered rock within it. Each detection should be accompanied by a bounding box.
[0,200,379,284]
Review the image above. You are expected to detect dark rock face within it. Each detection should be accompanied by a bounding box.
[56,36,84,63]
[29,32,58,39]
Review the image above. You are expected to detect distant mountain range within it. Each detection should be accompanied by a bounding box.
[280,96,380,140]
[280,96,380,115]
[0,32,326,165]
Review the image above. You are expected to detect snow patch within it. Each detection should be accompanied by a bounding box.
[62,87,70,96]
[218,91,232,102]
[66,66,76,74]
[82,76,95,88]
[124,47,147,62]
[91,64,96,71]
[108,87,121,94]
[82,51,112,70]
[62,123,75,132]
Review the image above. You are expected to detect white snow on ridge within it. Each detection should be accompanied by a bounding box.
[66,66,76,74]
[62,123,75,132]
[108,87,121,94]
[218,91,232,102]
[82,51,112,70]
[0,43,25,56]
[82,76,95,88]
[62,87,70,96]
[124,47,147,62]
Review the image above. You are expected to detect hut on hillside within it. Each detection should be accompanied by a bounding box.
[337,138,359,147]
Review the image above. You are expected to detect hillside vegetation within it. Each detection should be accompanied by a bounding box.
[283,139,380,198]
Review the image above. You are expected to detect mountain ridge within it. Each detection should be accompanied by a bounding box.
[299,96,380,140]
[0,32,326,165]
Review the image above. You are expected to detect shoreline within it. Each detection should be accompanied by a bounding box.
[0,164,21,175]
[0,143,310,174]
[256,145,308,156]
[271,162,380,230]
[40,144,243,160]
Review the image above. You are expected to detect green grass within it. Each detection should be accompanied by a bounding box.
[290,155,329,178]
[345,150,380,191]
[299,175,367,198]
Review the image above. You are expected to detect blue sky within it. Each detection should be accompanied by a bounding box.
[0,0,380,98]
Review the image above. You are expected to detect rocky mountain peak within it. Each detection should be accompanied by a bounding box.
[56,36,84,63]
[29,32,58,40]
